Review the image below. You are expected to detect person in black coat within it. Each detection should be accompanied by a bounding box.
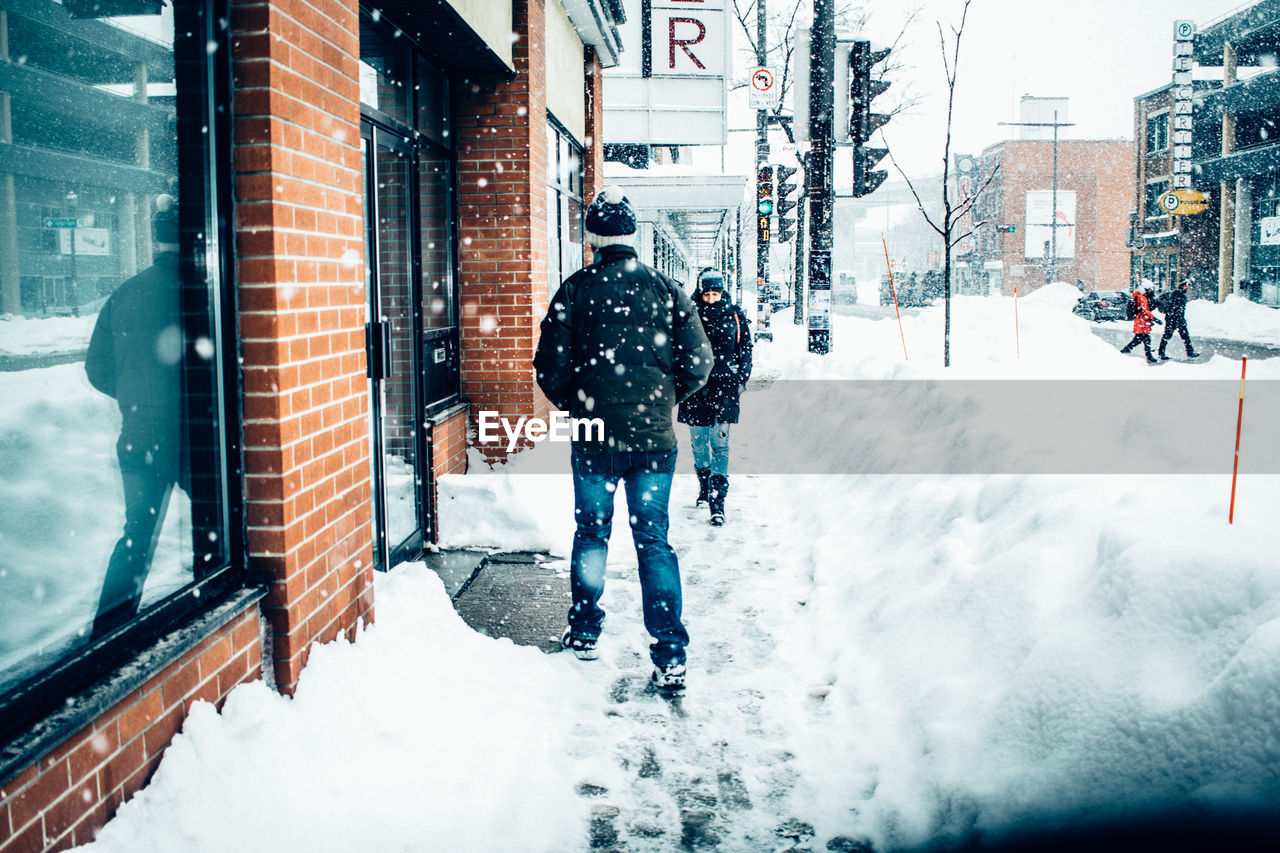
[677,269,752,526]
[84,194,187,638]
[1158,279,1200,360]
[534,187,712,690]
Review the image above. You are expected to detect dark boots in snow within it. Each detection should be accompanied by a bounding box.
[708,474,728,526]
[695,468,711,507]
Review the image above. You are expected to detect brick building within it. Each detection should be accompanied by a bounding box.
[1130,81,1222,296]
[962,140,1135,296]
[0,1,621,849]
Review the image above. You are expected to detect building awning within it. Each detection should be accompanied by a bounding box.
[1194,144,1280,185]
[1195,0,1280,66]
[365,1,516,78]
[561,0,625,68]
[606,170,749,265]
[1142,231,1181,247]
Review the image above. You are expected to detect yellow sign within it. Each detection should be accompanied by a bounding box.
[1158,190,1209,216]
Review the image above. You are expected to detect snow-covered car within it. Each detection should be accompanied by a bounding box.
[1072,290,1129,322]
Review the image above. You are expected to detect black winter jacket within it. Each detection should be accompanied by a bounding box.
[1163,289,1188,324]
[677,295,752,426]
[534,244,713,454]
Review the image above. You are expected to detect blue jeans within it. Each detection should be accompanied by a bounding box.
[569,447,688,667]
[689,423,730,476]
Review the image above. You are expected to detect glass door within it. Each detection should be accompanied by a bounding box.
[362,126,425,569]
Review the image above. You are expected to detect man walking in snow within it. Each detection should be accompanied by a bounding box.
[533,187,712,691]
[1158,279,1200,360]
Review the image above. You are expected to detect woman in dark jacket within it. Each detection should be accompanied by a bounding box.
[677,269,752,526]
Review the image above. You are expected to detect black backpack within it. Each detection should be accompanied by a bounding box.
[1125,292,1138,321]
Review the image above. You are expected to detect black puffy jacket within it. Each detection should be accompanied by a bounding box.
[534,244,712,454]
[677,294,752,426]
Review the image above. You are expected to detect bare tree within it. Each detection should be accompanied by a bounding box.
[887,0,997,367]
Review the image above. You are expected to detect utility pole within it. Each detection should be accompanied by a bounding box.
[793,153,808,325]
[999,113,1074,285]
[806,0,834,354]
[755,0,772,341]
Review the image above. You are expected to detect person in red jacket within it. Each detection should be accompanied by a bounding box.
[1119,283,1162,364]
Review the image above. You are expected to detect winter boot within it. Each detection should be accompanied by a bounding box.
[561,627,599,661]
[651,662,687,691]
[708,474,728,526]
[695,468,711,507]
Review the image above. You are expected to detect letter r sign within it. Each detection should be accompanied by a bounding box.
[669,17,706,70]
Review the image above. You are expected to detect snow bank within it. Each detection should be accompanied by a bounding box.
[1188,292,1280,345]
[84,567,592,853]
[0,312,96,356]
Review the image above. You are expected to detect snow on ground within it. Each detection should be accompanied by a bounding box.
[78,294,1280,852]
[0,312,96,356]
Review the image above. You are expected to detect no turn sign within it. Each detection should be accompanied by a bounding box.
[750,66,779,110]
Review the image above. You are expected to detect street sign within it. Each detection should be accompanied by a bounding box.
[43,217,85,228]
[749,66,779,109]
[1170,21,1195,187]
[1159,190,1208,215]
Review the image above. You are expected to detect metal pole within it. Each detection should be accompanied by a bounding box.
[1050,109,1059,285]
[793,163,807,325]
[806,0,834,354]
[756,0,771,340]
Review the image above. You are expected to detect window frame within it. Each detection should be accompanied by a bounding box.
[0,0,245,764]
[546,116,585,296]
[1146,109,1170,154]
[1144,177,1172,221]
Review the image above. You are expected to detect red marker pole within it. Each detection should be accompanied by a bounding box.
[1229,356,1248,524]
[882,234,908,361]
[1014,286,1020,359]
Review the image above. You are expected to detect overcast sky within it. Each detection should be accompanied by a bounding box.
[716,0,1253,180]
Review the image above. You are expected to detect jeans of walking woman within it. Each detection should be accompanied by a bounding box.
[688,423,730,476]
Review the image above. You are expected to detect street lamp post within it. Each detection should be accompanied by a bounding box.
[65,190,79,317]
[998,113,1075,285]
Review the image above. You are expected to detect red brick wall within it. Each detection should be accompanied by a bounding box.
[456,0,552,462]
[231,0,374,692]
[583,47,604,221]
[428,407,469,541]
[984,140,1135,294]
[0,607,261,853]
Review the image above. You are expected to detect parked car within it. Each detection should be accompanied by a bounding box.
[1072,290,1129,322]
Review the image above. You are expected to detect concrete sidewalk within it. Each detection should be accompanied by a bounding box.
[421,549,567,654]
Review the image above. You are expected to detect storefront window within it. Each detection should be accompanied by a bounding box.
[0,2,232,707]
[1145,178,1170,220]
[547,121,584,295]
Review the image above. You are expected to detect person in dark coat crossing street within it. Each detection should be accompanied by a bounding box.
[1158,279,1200,360]
[678,268,752,526]
[534,187,712,691]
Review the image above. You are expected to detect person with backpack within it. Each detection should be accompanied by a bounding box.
[1158,279,1200,360]
[1120,282,1162,363]
[678,269,753,527]
[534,187,712,691]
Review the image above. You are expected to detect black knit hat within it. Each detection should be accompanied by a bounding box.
[585,187,637,238]
[153,193,178,246]
[698,269,726,293]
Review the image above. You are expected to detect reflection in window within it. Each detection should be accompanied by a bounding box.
[0,2,227,695]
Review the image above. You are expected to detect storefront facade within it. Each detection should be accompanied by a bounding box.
[1193,1,1280,306]
[0,0,617,848]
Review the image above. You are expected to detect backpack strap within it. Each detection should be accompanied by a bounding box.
[733,311,740,345]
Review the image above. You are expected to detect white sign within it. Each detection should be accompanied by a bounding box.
[59,227,111,256]
[1261,216,1280,245]
[1174,20,1195,40]
[749,66,779,110]
[1024,191,1076,260]
[602,0,731,145]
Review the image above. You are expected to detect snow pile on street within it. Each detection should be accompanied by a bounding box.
[78,297,1280,852]
[84,567,591,852]
[1188,292,1280,345]
[0,312,96,356]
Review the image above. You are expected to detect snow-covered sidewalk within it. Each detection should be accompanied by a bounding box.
[76,289,1280,851]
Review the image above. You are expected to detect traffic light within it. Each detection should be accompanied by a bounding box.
[757,164,773,243]
[775,164,799,242]
[850,40,890,198]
